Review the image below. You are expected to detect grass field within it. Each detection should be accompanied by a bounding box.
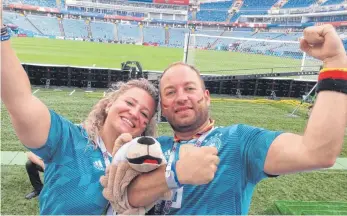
[2,165,346,215]
[2,89,347,155]
[10,37,321,76]
[10,37,182,71]
[1,37,345,215]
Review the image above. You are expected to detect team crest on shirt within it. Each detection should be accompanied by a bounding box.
[163,149,172,160]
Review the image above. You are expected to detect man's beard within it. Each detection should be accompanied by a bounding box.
[168,108,209,133]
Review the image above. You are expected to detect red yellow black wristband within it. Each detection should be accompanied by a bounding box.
[318,68,347,81]
[316,68,347,94]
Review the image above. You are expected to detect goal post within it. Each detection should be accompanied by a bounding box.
[183,33,322,79]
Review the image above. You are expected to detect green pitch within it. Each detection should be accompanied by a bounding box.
[10,37,320,76]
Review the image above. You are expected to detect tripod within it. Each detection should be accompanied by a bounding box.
[288,82,317,117]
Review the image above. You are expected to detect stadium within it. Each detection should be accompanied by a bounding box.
[1,0,347,214]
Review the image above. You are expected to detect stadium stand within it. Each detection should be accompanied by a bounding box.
[196,10,229,22]
[242,0,278,10]
[117,24,141,43]
[6,0,57,7]
[168,28,189,47]
[229,0,281,22]
[321,0,345,5]
[3,12,40,35]
[282,0,317,8]
[196,0,232,22]
[62,19,89,38]
[27,15,61,36]
[2,0,347,52]
[199,1,234,10]
[143,26,165,45]
[90,21,116,41]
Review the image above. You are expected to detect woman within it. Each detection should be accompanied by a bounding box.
[1,24,159,214]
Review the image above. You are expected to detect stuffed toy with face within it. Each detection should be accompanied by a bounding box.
[126,137,164,172]
[100,136,172,215]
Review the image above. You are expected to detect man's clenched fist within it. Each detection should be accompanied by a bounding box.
[300,24,347,68]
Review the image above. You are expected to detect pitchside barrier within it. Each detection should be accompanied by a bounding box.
[23,62,317,99]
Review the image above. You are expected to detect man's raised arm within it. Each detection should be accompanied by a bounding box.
[264,24,347,175]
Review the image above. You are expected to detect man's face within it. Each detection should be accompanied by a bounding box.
[160,65,210,133]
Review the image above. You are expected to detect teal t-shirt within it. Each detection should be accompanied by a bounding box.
[154,124,282,215]
[28,110,110,214]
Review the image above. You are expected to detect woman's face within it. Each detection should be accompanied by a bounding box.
[104,87,156,137]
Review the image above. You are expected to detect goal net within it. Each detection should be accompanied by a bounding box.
[183,33,322,80]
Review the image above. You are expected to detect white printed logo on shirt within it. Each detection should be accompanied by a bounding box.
[93,160,105,171]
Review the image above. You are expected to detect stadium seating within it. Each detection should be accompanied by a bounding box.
[321,0,345,5]
[282,0,316,8]
[196,0,232,22]
[168,28,188,47]
[196,10,229,22]
[90,21,116,41]
[21,0,57,8]
[26,15,61,36]
[117,24,141,43]
[229,0,277,22]
[199,1,233,10]
[3,0,346,57]
[3,12,40,35]
[242,0,278,10]
[5,0,63,8]
[62,19,89,38]
[143,26,165,45]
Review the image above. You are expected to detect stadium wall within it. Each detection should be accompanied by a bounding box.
[24,63,316,98]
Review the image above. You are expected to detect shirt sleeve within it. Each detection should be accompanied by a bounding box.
[237,124,283,184]
[26,109,80,162]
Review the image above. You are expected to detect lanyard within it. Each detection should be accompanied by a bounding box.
[96,136,112,168]
[97,137,114,216]
[165,127,216,178]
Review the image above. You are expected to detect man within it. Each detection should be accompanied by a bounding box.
[25,152,44,199]
[101,24,347,215]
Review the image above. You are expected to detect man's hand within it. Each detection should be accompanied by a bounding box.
[300,24,347,68]
[176,146,220,185]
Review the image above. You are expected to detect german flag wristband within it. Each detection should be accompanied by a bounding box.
[1,25,10,42]
[316,68,347,94]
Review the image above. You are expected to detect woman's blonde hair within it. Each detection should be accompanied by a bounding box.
[82,78,159,145]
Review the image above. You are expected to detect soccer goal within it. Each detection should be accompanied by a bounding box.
[183,33,322,80]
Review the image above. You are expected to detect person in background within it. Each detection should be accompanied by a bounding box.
[25,152,44,199]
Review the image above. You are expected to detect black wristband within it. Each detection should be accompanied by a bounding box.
[316,78,347,94]
[1,25,11,42]
[1,25,8,35]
